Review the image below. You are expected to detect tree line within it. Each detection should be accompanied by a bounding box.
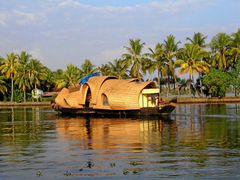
[0,29,239,102]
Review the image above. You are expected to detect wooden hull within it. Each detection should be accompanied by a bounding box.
[53,103,176,118]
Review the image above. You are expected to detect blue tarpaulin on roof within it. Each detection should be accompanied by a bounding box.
[79,73,99,85]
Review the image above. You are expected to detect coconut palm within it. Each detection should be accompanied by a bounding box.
[122,39,146,81]
[41,68,55,92]
[0,75,7,95]
[230,29,240,66]
[15,66,30,102]
[53,69,64,90]
[0,53,18,102]
[175,44,210,95]
[55,64,81,89]
[80,59,98,77]
[98,64,112,76]
[107,59,129,79]
[18,51,31,65]
[186,32,207,48]
[210,32,231,70]
[28,59,47,90]
[163,35,180,94]
[0,56,4,65]
[146,43,167,93]
[15,51,31,102]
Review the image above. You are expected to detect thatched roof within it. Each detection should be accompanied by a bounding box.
[55,88,71,108]
[94,79,156,110]
[86,76,117,105]
[55,76,156,110]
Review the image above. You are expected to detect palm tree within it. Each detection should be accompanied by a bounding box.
[98,64,112,76]
[0,56,4,65]
[55,64,81,89]
[0,75,7,95]
[28,59,47,90]
[53,69,64,90]
[186,32,207,48]
[80,59,98,77]
[0,53,18,102]
[175,44,210,95]
[146,43,167,93]
[15,51,31,102]
[122,39,146,81]
[210,32,231,70]
[108,59,129,79]
[163,35,180,94]
[230,29,240,66]
[41,68,55,92]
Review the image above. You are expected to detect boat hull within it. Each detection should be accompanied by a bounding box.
[53,103,176,117]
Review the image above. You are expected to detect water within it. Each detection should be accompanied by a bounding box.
[0,104,240,179]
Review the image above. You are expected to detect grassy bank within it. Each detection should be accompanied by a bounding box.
[0,101,51,107]
[1,97,240,107]
[176,97,240,104]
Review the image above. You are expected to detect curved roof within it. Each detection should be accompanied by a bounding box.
[55,88,71,108]
[94,78,156,110]
[85,76,117,104]
[55,76,157,110]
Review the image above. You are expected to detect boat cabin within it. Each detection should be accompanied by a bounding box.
[54,76,161,110]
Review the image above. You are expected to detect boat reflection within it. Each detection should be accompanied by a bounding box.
[56,116,177,151]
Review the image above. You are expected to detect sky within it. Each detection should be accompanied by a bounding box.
[0,0,239,71]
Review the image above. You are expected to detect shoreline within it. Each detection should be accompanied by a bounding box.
[175,97,240,104]
[0,101,51,107]
[0,97,240,107]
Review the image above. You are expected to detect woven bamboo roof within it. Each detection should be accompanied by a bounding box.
[94,78,156,110]
[85,76,116,105]
[55,76,157,110]
[65,91,83,108]
[55,88,71,108]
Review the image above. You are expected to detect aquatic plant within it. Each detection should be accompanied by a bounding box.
[129,161,142,166]
[36,171,42,177]
[123,169,130,175]
[110,162,116,167]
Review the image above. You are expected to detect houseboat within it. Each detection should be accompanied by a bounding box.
[52,75,176,117]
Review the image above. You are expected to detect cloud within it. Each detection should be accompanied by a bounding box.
[0,12,7,26]
[59,0,135,13]
[58,0,209,14]
[13,10,46,25]
[58,0,81,7]
[148,0,209,13]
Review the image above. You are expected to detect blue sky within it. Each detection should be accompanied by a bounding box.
[0,0,239,71]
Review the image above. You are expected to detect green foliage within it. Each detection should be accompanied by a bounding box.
[28,59,48,89]
[229,60,240,96]
[13,89,24,102]
[176,44,209,80]
[15,51,32,102]
[203,69,230,97]
[146,43,167,91]
[210,33,232,70]
[122,39,146,80]
[55,64,81,89]
[0,53,18,102]
[0,76,7,95]
[186,32,207,48]
[80,59,98,77]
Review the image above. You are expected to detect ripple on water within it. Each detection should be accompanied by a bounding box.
[1,106,240,179]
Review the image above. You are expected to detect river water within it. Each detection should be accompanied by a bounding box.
[0,104,240,179]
